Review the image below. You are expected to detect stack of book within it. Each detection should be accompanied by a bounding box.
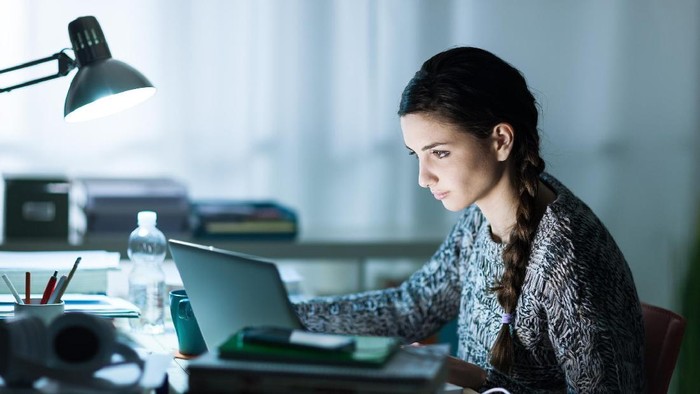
[187,328,448,393]
[0,250,120,295]
[191,200,298,240]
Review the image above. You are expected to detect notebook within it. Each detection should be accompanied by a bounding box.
[168,239,303,351]
[218,328,400,367]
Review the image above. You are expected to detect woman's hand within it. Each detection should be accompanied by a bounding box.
[446,355,487,389]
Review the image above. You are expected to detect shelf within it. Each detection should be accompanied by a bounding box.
[0,235,442,262]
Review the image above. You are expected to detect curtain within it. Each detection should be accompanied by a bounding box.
[0,0,698,310]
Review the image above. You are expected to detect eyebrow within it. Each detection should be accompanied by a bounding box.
[405,142,449,152]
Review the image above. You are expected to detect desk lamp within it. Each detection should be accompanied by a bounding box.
[0,16,155,122]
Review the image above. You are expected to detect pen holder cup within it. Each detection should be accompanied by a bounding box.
[14,299,65,325]
[169,289,207,356]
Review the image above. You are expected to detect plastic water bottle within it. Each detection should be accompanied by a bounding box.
[128,211,166,334]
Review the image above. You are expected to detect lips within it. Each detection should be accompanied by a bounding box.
[431,191,449,200]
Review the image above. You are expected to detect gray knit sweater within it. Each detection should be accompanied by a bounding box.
[293,174,644,393]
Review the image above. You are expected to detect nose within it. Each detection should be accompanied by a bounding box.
[418,161,436,189]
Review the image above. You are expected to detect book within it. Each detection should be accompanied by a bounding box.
[191,200,298,240]
[218,330,400,368]
[188,345,449,394]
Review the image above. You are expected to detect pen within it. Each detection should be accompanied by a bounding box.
[2,274,24,304]
[25,272,31,304]
[40,271,58,304]
[55,257,81,303]
[47,275,67,304]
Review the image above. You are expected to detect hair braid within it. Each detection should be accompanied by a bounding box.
[489,134,545,373]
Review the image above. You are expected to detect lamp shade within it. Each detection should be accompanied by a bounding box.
[63,16,155,122]
[63,58,155,122]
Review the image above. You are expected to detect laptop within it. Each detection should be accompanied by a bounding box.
[168,239,303,350]
[171,239,451,393]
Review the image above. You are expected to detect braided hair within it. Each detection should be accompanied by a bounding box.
[398,47,545,373]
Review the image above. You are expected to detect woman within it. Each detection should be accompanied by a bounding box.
[293,47,644,392]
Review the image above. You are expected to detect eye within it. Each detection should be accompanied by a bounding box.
[407,150,417,158]
[432,150,449,159]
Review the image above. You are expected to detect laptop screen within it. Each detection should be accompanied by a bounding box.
[168,239,303,350]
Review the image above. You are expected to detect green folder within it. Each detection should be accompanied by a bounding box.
[218,331,401,368]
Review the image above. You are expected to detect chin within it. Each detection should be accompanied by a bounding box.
[441,200,467,212]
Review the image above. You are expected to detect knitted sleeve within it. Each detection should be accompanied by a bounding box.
[293,211,475,343]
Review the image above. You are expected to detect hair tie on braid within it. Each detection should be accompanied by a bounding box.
[501,313,513,325]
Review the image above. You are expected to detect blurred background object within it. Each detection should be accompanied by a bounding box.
[3,175,70,240]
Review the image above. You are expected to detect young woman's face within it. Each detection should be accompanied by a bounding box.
[400,113,505,212]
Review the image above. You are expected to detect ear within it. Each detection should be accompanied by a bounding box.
[491,123,515,162]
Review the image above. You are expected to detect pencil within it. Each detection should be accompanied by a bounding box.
[55,257,81,303]
[40,271,58,304]
[25,272,31,304]
[2,274,24,304]
[47,275,67,304]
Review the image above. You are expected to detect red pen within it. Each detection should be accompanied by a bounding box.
[40,271,58,304]
[25,272,31,304]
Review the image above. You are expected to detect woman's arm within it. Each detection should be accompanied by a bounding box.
[293,241,462,342]
[293,209,480,342]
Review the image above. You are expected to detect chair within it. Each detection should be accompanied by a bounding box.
[641,302,686,394]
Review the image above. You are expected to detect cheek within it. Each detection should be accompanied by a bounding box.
[454,157,487,184]
[450,156,498,195]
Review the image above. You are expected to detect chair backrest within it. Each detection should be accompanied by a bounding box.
[641,302,686,394]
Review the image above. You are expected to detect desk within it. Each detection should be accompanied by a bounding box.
[0,232,450,392]
[114,281,473,394]
[127,329,476,394]
[107,265,187,394]
[123,322,189,394]
[125,332,479,394]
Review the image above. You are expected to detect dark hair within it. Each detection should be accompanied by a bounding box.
[398,47,545,373]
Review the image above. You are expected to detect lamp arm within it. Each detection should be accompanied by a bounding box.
[0,50,77,93]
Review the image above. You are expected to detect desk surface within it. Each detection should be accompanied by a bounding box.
[125,327,480,394]
[124,324,189,394]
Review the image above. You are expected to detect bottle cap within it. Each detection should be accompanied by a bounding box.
[137,211,157,226]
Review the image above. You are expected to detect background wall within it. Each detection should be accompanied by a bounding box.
[0,0,698,312]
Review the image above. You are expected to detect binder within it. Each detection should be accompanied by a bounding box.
[218,330,400,367]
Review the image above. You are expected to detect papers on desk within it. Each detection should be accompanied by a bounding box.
[0,250,120,294]
[0,250,119,270]
[0,294,140,319]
